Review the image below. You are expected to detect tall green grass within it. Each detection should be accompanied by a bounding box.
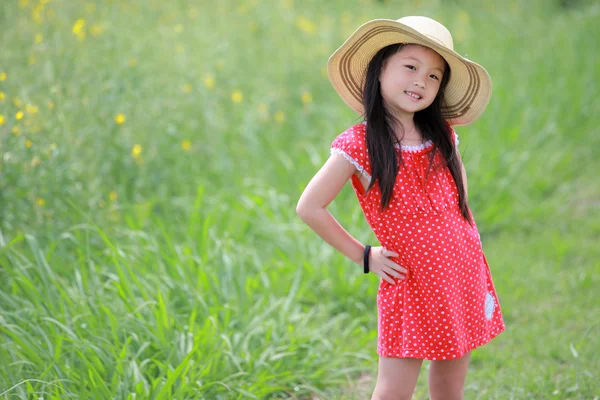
[1,0,599,398]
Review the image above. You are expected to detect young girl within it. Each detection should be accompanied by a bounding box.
[296,16,505,399]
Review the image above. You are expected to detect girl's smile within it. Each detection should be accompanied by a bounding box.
[404,90,423,101]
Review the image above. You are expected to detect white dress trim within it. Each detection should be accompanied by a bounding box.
[394,141,434,152]
[330,148,372,181]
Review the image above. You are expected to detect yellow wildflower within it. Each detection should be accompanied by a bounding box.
[72,19,86,41]
[19,0,29,8]
[26,104,38,114]
[32,4,44,24]
[0,115,4,125]
[183,83,192,93]
[0,91,4,101]
[28,56,36,65]
[274,111,285,123]
[26,139,32,148]
[36,198,45,206]
[12,127,21,135]
[132,144,142,157]
[175,24,184,33]
[16,111,24,120]
[231,90,243,103]
[204,74,215,89]
[181,140,192,151]
[48,100,55,109]
[72,19,85,35]
[109,191,118,201]
[13,98,22,107]
[128,58,138,67]
[114,113,126,124]
[35,34,43,44]
[301,92,313,104]
[296,17,316,34]
[0,72,6,81]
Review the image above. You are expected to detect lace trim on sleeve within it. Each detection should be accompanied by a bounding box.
[330,148,372,181]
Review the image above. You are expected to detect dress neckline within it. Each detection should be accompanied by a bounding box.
[394,140,434,152]
[360,121,434,152]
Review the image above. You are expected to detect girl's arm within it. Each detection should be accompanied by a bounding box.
[296,153,365,266]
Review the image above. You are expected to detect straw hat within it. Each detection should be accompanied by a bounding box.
[327,16,492,126]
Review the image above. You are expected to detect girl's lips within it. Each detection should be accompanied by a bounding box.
[404,91,422,102]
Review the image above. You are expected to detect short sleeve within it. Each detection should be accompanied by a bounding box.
[330,123,371,181]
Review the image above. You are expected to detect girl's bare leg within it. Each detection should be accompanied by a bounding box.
[371,356,423,400]
[427,351,471,400]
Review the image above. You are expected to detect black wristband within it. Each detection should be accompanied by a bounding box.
[363,245,371,274]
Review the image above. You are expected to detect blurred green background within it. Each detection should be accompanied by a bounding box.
[0,0,598,398]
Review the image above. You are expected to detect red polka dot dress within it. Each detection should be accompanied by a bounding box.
[330,122,505,361]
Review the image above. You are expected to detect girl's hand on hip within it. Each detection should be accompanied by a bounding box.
[369,247,407,284]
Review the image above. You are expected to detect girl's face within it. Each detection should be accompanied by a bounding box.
[379,44,446,118]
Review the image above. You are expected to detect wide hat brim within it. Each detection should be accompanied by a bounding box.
[327,18,492,126]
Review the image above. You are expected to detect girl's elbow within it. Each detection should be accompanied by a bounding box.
[296,201,311,221]
[296,199,319,222]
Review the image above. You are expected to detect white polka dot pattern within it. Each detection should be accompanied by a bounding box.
[330,123,506,361]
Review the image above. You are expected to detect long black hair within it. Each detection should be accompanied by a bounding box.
[362,43,472,224]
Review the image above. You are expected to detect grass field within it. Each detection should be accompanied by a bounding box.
[1,0,599,398]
